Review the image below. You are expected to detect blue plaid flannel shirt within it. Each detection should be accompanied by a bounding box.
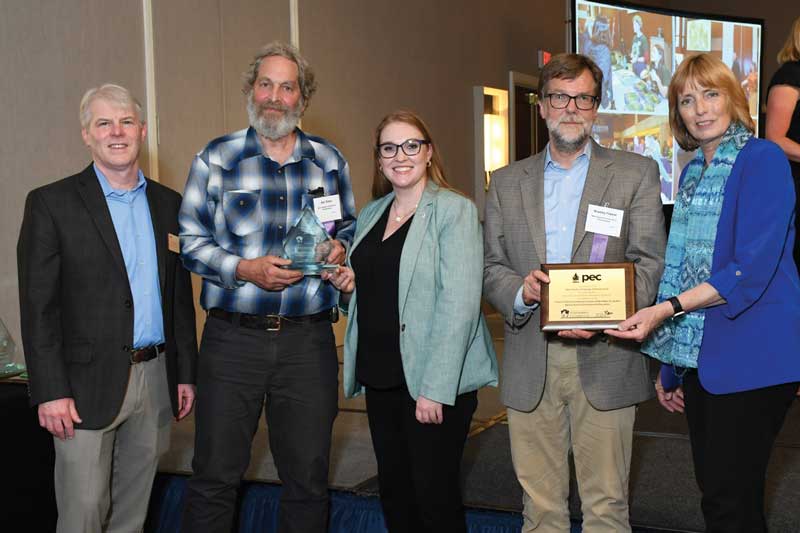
[179,127,357,316]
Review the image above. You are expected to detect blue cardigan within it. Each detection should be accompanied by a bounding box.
[661,138,800,393]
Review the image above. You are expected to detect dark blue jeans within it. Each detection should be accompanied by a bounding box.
[182,314,338,533]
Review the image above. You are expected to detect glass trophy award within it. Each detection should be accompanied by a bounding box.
[281,206,338,275]
[0,317,25,379]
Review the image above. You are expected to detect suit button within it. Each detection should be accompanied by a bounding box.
[401,324,406,332]
[124,300,132,308]
[122,345,130,352]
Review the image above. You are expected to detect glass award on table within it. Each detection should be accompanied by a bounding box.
[0,317,25,379]
[281,206,339,275]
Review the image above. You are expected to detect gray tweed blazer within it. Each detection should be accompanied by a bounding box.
[483,140,666,412]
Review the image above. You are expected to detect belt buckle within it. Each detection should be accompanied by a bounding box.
[129,347,146,364]
[265,315,281,332]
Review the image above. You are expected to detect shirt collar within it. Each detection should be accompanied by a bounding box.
[544,141,592,171]
[93,164,146,197]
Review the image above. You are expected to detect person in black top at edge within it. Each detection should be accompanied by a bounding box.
[767,15,800,272]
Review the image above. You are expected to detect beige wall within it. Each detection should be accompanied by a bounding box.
[0,0,146,361]
[300,0,567,207]
[1,0,793,361]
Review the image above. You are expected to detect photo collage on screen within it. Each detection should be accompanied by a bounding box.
[575,0,761,204]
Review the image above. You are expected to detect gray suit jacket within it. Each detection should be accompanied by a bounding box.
[483,141,666,411]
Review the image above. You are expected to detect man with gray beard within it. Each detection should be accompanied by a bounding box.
[179,41,356,533]
[483,53,665,532]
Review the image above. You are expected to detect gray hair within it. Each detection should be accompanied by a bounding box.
[241,41,317,106]
[79,84,144,129]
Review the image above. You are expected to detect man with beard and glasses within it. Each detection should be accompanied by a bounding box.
[483,53,666,532]
[179,41,356,533]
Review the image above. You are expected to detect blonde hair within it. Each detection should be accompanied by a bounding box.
[79,84,143,129]
[668,54,754,151]
[371,110,456,199]
[777,16,800,63]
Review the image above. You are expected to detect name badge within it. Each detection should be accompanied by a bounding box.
[585,204,623,238]
[313,194,343,223]
[168,233,180,253]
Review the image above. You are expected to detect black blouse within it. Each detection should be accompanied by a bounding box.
[350,204,413,389]
[768,60,800,180]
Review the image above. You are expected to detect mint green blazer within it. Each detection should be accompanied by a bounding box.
[342,183,498,405]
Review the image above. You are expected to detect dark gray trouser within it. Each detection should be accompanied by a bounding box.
[181,314,338,533]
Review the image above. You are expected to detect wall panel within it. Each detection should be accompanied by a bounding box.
[153,0,225,192]
[0,0,145,361]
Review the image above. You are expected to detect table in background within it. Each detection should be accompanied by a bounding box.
[0,379,57,531]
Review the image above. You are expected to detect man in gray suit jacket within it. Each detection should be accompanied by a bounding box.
[483,54,666,532]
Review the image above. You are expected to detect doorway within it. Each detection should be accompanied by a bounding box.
[509,71,548,161]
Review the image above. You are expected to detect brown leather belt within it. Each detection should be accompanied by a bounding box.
[209,308,331,332]
[129,344,164,364]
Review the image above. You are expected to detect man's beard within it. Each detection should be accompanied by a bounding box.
[247,95,303,140]
[547,112,592,154]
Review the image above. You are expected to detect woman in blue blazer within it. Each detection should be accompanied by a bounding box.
[324,110,497,532]
[607,54,800,532]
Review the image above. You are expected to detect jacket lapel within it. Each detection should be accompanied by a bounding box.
[398,184,436,316]
[572,141,614,260]
[349,193,394,256]
[520,153,548,263]
[75,165,127,277]
[145,181,167,297]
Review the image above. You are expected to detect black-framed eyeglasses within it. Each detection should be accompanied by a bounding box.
[544,93,599,110]
[377,139,430,158]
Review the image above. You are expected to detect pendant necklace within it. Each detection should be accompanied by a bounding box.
[392,200,418,223]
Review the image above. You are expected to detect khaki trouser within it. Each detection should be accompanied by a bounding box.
[507,340,635,533]
[54,354,172,533]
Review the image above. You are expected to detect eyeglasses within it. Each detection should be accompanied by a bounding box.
[544,93,599,110]
[377,139,430,158]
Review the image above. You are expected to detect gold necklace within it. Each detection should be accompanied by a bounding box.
[392,201,418,223]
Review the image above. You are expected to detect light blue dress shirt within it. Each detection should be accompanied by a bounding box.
[514,142,592,314]
[95,165,164,348]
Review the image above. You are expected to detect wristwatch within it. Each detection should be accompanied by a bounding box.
[668,296,685,318]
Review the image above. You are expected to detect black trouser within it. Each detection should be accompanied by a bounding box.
[683,372,797,533]
[365,386,477,533]
[181,315,339,533]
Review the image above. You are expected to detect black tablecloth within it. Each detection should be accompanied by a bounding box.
[0,381,57,531]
